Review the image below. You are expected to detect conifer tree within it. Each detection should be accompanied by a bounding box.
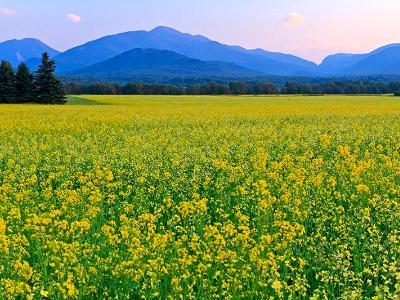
[0,60,16,103]
[15,63,35,103]
[34,52,66,104]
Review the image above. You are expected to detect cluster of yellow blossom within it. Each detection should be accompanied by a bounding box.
[0,95,399,299]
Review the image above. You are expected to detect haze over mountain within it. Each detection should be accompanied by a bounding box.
[71,48,262,78]
[1,26,400,79]
[0,38,59,67]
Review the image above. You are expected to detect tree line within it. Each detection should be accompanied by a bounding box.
[64,82,279,95]
[0,53,66,104]
[282,81,400,95]
[65,80,400,95]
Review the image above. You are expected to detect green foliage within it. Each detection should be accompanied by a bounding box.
[34,52,66,104]
[282,81,392,94]
[0,60,16,103]
[15,63,35,103]
[64,80,399,96]
[0,54,66,104]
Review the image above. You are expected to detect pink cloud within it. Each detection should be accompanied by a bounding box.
[283,12,305,28]
[67,13,82,24]
[0,8,16,16]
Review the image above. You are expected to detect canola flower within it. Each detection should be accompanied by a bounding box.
[0,95,399,299]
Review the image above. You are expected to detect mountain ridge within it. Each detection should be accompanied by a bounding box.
[39,26,317,75]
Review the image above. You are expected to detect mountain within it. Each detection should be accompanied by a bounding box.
[0,38,59,67]
[70,48,263,79]
[345,44,400,75]
[319,44,400,75]
[246,48,316,71]
[318,53,367,75]
[51,26,317,75]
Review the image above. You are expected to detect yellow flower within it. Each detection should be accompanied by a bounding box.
[40,290,49,298]
[356,184,370,194]
[272,280,283,296]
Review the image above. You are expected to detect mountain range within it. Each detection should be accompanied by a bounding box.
[1,26,400,79]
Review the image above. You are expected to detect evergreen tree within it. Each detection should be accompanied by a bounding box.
[0,60,16,103]
[15,63,35,103]
[34,53,66,104]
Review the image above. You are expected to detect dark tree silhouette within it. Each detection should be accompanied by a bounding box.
[34,52,66,104]
[15,63,35,103]
[0,60,16,103]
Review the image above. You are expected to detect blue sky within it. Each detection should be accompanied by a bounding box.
[1,0,399,62]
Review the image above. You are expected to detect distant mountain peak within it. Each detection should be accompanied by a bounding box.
[370,43,400,54]
[1,37,44,45]
[150,26,210,42]
[151,26,179,33]
[0,38,59,67]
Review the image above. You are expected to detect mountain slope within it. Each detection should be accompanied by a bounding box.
[0,38,59,67]
[246,48,316,70]
[345,44,400,75]
[70,48,263,78]
[52,26,317,75]
[318,53,367,75]
[319,44,400,75]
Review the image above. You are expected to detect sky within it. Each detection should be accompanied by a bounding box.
[0,0,399,63]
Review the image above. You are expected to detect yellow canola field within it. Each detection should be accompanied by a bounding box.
[0,95,399,299]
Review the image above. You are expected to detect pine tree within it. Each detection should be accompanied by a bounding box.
[15,63,35,103]
[0,60,16,103]
[34,53,66,104]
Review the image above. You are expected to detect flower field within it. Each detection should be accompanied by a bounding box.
[0,95,399,299]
